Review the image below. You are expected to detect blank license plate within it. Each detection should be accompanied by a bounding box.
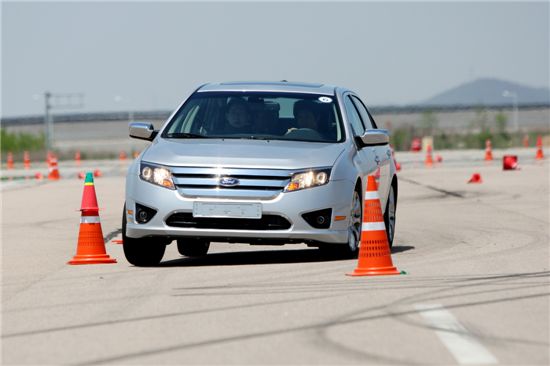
[193,202,262,219]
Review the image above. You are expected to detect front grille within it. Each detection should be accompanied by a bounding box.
[171,167,293,200]
[165,212,291,230]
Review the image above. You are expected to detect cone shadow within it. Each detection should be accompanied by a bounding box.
[391,245,415,254]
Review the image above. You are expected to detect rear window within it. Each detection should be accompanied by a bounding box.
[162,92,344,143]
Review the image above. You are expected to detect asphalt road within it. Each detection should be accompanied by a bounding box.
[2,150,549,365]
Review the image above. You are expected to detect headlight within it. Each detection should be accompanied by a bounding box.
[140,162,175,190]
[284,168,331,192]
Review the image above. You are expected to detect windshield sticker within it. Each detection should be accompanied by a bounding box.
[318,96,332,103]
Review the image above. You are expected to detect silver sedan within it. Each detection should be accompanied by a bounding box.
[123,81,398,266]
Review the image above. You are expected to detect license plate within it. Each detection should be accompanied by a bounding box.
[192,202,262,219]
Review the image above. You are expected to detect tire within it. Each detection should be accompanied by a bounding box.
[177,239,210,257]
[122,204,166,266]
[319,187,362,258]
[384,181,397,248]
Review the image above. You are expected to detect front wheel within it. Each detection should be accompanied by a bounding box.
[345,188,362,257]
[122,204,166,266]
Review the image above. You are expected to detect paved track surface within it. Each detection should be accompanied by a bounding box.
[2,149,549,365]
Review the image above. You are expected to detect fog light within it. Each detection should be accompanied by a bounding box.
[302,208,332,229]
[138,211,148,221]
[135,203,157,224]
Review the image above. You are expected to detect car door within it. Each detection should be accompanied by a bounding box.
[342,94,380,198]
[349,95,391,209]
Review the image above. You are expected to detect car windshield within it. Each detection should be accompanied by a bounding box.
[162,92,344,143]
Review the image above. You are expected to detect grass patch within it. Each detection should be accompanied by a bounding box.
[1,129,45,152]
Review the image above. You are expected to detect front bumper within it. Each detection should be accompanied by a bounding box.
[125,176,355,245]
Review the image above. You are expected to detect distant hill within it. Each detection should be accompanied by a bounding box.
[422,78,550,106]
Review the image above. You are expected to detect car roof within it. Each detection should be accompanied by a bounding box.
[197,81,340,95]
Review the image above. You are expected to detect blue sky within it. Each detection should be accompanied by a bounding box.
[2,1,548,117]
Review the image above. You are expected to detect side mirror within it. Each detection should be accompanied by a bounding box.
[356,129,389,147]
[129,122,158,141]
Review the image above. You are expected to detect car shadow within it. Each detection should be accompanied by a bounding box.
[159,248,352,267]
[158,244,415,267]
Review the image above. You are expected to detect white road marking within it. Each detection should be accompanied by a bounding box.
[415,304,498,365]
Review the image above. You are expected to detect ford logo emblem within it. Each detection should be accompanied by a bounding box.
[219,177,239,187]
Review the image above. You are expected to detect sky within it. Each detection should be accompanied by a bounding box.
[1,0,549,117]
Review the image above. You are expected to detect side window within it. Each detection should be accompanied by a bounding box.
[343,95,365,136]
[166,101,201,135]
[181,104,201,133]
[351,95,377,129]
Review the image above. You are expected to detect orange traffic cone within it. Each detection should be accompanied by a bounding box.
[68,172,116,265]
[467,173,482,184]
[23,151,31,169]
[391,146,401,171]
[347,176,402,277]
[484,139,493,161]
[119,151,127,161]
[523,134,529,148]
[535,135,544,160]
[47,156,60,180]
[75,150,81,165]
[46,151,53,165]
[132,150,140,159]
[6,152,14,169]
[425,144,434,167]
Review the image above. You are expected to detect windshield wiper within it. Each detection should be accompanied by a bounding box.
[165,132,208,138]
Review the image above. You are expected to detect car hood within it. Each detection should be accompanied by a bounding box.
[142,138,346,169]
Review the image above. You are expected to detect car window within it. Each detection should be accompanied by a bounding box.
[162,92,344,143]
[350,95,377,129]
[343,95,365,136]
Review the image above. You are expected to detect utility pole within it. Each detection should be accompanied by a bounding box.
[44,91,52,150]
[43,92,84,150]
[502,90,519,132]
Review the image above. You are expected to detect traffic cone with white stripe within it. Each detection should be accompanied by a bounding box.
[347,176,402,276]
[23,151,31,169]
[75,150,81,166]
[484,139,493,161]
[68,172,116,265]
[47,156,60,180]
[6,152,14,170]
[425,144,434,167]
[535,135,544,160]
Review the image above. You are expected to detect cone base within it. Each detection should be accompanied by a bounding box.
[346,266,401,277]
[68,254,117,265]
